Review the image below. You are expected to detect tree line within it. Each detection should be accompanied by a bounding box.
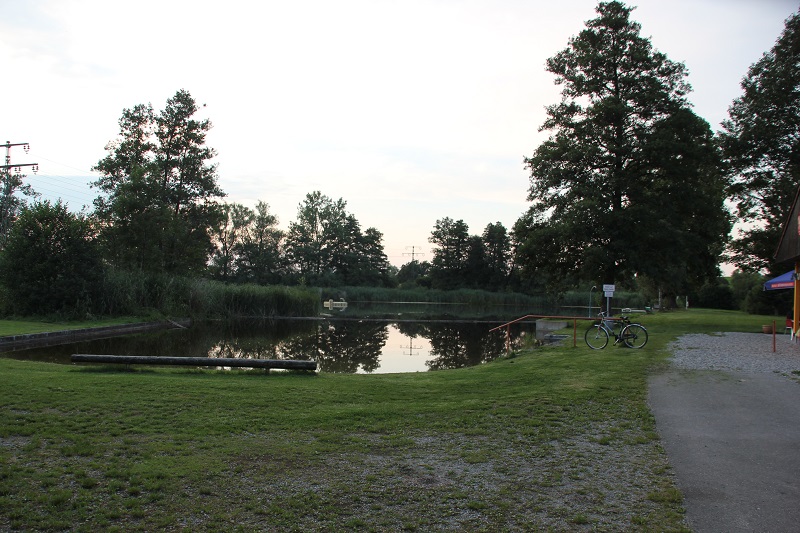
[1,1,798,317]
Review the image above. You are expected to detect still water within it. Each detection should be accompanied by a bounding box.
[2,317,538,374]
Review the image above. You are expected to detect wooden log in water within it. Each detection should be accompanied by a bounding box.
[71,354,316,370]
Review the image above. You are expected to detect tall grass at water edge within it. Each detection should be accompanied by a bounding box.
[96,270,319,319]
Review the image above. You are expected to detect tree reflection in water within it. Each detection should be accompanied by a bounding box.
[4,318,534,374]
[397,322,510,371]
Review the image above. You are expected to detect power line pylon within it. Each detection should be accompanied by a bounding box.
[1,141,39,245]
[1,141,39,175]
[403,246,425,263]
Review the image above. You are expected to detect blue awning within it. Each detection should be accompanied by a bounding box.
[764,270,795,291]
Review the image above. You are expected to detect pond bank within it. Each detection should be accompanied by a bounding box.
[0,319,190,351]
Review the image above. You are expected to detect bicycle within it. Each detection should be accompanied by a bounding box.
[585,312,648,349]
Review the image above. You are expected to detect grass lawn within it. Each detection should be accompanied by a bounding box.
[0,309,777,531]
[0,317,148,337]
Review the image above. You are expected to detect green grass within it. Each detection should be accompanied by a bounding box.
[0,309,777,531]
[0,317,146,337]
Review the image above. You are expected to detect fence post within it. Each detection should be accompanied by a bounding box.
[573,319,577,347]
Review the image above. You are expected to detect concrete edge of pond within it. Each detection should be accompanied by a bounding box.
[0,320,191,351]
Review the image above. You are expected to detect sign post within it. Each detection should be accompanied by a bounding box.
[603,284,615,316]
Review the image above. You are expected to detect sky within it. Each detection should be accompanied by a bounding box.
[1,0,798,268]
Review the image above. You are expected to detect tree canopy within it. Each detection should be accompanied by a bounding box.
[285,191,391,287]
[92,89,225,276]
[513,1,729,298]
[721,10,800,273]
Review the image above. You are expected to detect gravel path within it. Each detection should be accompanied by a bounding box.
[651,331,800,533]
[668,331,800,374]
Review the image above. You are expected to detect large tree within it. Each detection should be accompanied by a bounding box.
[514,1,729,299]
[721,11,800,273]
[92,90,225,275]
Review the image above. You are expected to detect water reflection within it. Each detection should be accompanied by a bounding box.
[2,319,535,374]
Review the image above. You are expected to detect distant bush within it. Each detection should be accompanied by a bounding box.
[0,201,103,318]
[694,278,736,310]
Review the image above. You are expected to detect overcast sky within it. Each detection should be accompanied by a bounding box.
[1,0,797,267]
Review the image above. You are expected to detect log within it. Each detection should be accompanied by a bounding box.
[71,354,316,370]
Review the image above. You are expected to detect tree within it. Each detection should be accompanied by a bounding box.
[285,191,389,286]
[514,1,729,299]
[210,203,255,281]
[236,201,285,284]
[428,217,470,290]
[92,89,225,276]
[482,222,511,290]
[396,260,431,288]
[721,11,800,273]
[285,191,345,284]
[0,201,102,316]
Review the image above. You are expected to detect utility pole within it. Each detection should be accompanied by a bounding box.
[1,141,38,175]
[1,141,39,246]
[403,246,425,263]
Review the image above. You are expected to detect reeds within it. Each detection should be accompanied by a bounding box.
[97,270,319,319]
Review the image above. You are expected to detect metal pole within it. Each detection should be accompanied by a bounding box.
[588,286,596,317]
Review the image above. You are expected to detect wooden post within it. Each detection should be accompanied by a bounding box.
[773,320,777,353]
[573,319,577,347]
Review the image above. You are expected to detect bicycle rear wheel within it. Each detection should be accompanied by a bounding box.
[621,324,648,348]
[585,325,609,349]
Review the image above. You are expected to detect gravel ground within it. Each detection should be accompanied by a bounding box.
[652,331,800,533]
[667,331,800,375]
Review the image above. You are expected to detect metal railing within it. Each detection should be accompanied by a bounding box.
[489,314,624,352]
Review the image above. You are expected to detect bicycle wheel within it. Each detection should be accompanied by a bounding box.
[585,325,609,349]
[621,324,648,348]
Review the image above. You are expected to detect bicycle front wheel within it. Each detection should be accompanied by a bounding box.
[622,324,648,348]
[585,325,609,349]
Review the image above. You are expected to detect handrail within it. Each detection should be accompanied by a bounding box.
[489,314,619,333]
[489,313,625,351]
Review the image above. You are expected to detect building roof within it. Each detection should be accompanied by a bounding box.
[774,184,800,264]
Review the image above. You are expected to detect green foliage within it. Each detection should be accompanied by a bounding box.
[285,191,391,287]
[0,201,102,317]
[428,218,513,291]
[694,278,736,310]
[728,270,792,315]
[721,10,800,272]
[92,89,225,276]
[514,1,729,300]
[96,269,319,318]
[209,201,285,284]
[190,280,319,318]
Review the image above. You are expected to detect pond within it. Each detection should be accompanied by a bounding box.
[1,315,545,374]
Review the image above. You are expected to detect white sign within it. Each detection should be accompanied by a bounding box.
[603,284,616,292]
[604,291,614,298]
